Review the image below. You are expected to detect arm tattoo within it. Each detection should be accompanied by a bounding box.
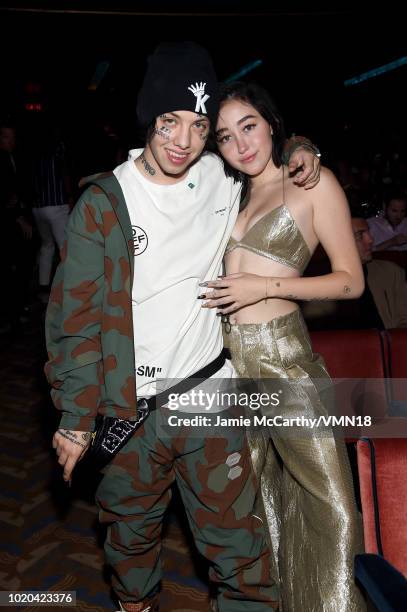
[58,429,87,448]
[82,432,91,443]
[302,297,332,302]
[287,294,332,302]
[139,152,156,176]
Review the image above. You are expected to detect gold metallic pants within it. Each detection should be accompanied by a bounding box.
[226,308,366,612]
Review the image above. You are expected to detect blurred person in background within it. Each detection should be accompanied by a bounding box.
[31,121,74,302]
[0,121,34,334]
[303,205,407,330]
[368,190,407,251]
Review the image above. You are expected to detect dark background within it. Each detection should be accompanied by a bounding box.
[0,2,405,160]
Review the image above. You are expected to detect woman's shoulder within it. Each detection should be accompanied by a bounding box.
[286,166,349,220]
[305,166,344,203]
[283,166,339,206]
[285,165,338,193]
[314,166,339,190]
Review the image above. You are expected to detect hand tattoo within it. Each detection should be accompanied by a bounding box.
[139,152,156,176]
[58,429,87,448]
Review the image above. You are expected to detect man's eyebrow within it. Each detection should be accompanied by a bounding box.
[215,114,257,136]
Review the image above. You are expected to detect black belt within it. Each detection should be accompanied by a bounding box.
[83,352,226,473]
[141,351,226,412]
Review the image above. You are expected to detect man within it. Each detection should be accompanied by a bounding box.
[303,207,407,330]
[31,121,74,302]
[352,211,407,328]
[46,42,320,611]
[368,191,407,251]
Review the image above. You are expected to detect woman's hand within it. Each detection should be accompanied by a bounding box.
[200,273,268,314]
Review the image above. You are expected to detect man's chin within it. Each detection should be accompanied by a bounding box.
[162,164,189,178]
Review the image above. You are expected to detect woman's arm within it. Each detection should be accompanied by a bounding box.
[202,168,365,314]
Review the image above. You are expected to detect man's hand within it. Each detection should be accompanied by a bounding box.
[16,216,33,239]
[392,234,407,247]
[52,429,91,483]
[376,233,407,250]
[288,147,321,189]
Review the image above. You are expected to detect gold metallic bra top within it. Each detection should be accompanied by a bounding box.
[225,203,311,274]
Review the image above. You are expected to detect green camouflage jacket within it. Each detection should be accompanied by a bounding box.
[45,172,138,431]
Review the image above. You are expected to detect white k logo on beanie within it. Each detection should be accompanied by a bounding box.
[188,82,210,114]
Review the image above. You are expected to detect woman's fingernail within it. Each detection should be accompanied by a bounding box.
[201,302,209,308]
[199,282,208,287]
[197,294,206,299]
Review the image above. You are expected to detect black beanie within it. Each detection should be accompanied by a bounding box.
[136,42,219,127]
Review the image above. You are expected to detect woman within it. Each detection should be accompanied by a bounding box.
[201,82,366,611]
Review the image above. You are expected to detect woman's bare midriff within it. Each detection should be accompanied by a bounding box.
[224,248,300,324]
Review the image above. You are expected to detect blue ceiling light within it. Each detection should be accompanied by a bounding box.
[224,60,263,83]
[344,56,407,87]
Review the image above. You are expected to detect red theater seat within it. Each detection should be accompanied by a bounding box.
[310,329,388,378]
[355,438,407,609]
[310,330,390,423]
[357,438,407,575]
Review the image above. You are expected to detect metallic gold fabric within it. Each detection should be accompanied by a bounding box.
[226,308,366,612]
[225,205,311,273]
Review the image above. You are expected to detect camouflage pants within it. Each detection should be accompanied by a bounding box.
[96,408,279,611]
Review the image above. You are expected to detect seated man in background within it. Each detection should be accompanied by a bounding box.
[303,206,407,330]
[368,191,407,251]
